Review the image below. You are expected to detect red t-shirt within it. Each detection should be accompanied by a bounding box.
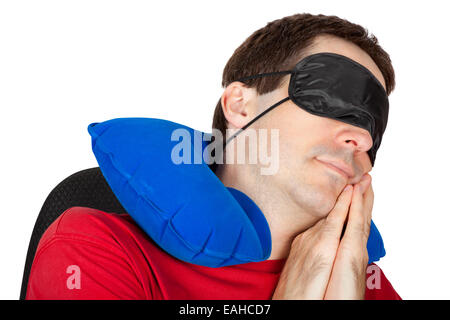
[26,206,401,300]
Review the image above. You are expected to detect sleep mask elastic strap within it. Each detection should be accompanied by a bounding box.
[225,70,292,145]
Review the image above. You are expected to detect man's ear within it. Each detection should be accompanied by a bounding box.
[221,82,257,131]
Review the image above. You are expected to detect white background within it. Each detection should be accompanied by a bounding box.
[1,0,449,300]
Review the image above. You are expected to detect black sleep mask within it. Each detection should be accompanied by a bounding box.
[225,52,389,166]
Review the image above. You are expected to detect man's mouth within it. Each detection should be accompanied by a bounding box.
[315,157,354,180]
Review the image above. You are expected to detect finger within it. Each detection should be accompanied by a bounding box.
[325,184,354,231]
[360,173,372,195]
[361,175,374,229]
[363,183,374,217]
[362,182,374,235]
[345,174,372,241]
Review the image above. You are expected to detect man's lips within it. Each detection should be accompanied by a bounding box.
[315,157,354,180]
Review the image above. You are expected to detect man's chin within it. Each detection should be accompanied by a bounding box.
[290,182,338,219]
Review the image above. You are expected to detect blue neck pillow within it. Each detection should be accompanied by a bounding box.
[87,117,386,267]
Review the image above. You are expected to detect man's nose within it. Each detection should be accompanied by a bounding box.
[335,124,373,156]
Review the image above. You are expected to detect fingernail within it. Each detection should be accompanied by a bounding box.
[344,185,353,192]
[359,175,371,193]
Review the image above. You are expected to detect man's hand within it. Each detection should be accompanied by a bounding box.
[271,174,373,300]
[272,182,355,299]
[324,174,373,299]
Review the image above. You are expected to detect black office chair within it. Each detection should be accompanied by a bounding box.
[19,167,127,300]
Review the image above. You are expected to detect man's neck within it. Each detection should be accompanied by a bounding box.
[214,163,319,260]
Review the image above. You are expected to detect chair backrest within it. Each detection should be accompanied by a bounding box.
[20,167,127,299]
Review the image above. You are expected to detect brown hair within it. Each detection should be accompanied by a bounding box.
[212,13,395,142]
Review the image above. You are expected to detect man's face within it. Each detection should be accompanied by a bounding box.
[249,34,387,218]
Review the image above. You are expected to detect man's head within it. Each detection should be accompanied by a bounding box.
[212,13,395,220]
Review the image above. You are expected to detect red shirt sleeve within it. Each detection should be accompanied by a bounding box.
[26,207,150,300]
[365,263,401,300]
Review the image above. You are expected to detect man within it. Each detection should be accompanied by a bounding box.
[26,13,400,299]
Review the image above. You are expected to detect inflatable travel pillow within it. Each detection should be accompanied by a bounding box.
[87,117,386,267]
